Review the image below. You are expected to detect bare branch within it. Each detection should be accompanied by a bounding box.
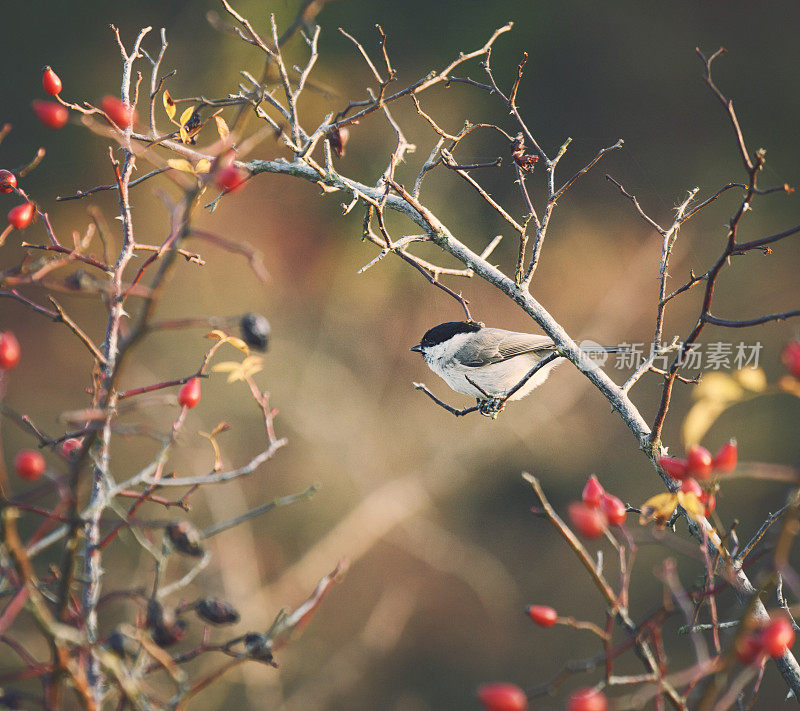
[703,310,800,328]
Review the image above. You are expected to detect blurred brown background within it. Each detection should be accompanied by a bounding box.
[2,1,800,708]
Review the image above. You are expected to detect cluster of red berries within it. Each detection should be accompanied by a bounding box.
[12,441,83,484]
[33,65,136,131]
[678,478,716,516]
[658,441,737,481]
[567,475,627,539]
[4,68,66,229]
[33,66,68,129]
[477,682,607,711]
[657,441,737,516]
[735,616,796,665]
[783,340,800,379]
[1,164,34,231]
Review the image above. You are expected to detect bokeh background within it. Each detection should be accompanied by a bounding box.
[2,1,800,709]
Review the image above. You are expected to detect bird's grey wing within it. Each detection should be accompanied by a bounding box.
[453,330,556,367]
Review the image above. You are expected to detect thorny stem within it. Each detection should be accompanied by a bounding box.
[80,25,155,700]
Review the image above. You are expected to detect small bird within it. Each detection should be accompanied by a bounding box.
[410,321,619,414]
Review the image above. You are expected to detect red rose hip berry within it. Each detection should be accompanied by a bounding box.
[61,438,82,458]
[32,100,69,129]
[600,493,627,526]
[8,202,35,229]
[566,688,608,711]
[702,492,717,516]
[527,604,558,627]
[658,455,688,480]
[178,377,201,408]
[681,478,715,515]
[712,440,738,474]
[0,170,17,193]
[761,618,795,658]
[476,682,527,711]
[101,95,136,129]
[42,66,62,95]
[0,332,21,370]
[214,166,248,193]
[782,341,800,379]
[15,450,46,481]
[686,444,713,480]
[680,478,703,497]
[568,502,607,539]
[582,474,604,508]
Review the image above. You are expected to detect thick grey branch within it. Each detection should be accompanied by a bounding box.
[247,156,655,455]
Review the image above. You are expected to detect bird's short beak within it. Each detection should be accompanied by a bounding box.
[410,344,423,353]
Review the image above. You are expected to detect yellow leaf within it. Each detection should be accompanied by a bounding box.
[195,158,212,174]
[166,158,195,174]
[682,399,731,449]
[222,356,263,382]
[179,126,189,144]
[205,330,250,356]
[734,367,767,392]
[682,371,754,448]
[676,491,706,519]
[691,372,743,403]
[163,90,176,121]
[225,336,250,356]
[239,355,263,377]
[179,106,195,128]
[639,492,679,528]
[211,357,262,383]
[214,115,230,140]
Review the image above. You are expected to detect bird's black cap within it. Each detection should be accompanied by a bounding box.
[410,321,482,352]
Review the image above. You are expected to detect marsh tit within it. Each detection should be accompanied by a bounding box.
[410,321,621,408]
